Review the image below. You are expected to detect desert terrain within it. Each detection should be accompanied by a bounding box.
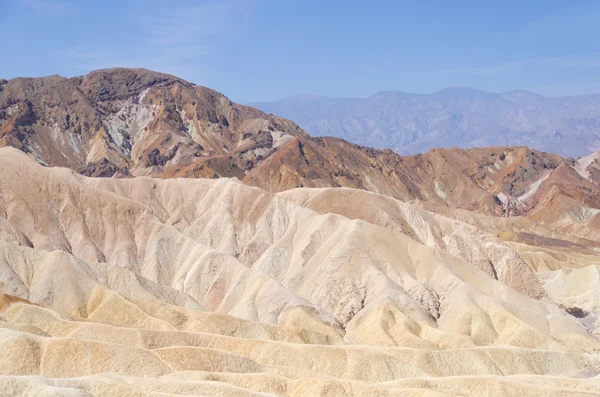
[0,69,599,396]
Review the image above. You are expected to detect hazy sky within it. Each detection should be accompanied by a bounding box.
[2,0,600,102]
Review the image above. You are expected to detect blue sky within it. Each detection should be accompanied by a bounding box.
[2,0,600,102]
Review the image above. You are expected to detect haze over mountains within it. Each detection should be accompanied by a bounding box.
[252,89,600,158]
[0,68,600,396]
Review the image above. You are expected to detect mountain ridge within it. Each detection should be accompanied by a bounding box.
[1,68,599,228]
[252,87,600,157]
[0,67,308,179]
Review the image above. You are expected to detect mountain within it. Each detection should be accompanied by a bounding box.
[252,88,600,157]
[0,69,600,396]
[244,136,600,241]
[2,69,599,228]
[0,68,306,178]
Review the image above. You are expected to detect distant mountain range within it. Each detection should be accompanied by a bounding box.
[252,88,600,158]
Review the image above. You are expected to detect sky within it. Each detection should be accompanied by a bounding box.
[2,0,600,102]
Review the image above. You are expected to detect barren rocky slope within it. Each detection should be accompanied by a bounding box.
[0,148,599,396]
[1,69,600,396]
[244,137,600,230]
[0,68,306,178]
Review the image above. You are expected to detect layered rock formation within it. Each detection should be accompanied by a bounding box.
[0,69,599,396]
[0,68,305,178]
[0,147,599,396]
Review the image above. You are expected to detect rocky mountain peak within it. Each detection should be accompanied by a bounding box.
[0,68,307,178]
[78,68,189,102]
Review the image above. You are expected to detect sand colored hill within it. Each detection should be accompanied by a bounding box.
[0,147,599,396]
